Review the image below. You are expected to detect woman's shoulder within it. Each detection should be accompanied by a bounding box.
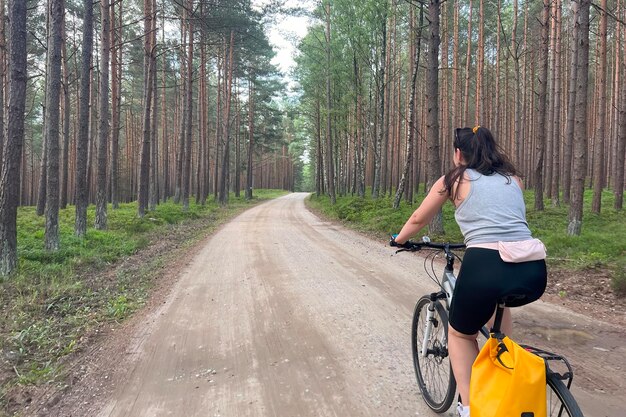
[513,175,524,189]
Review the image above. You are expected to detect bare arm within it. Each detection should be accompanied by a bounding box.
[394,176,449,244]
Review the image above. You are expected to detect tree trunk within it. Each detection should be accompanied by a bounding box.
[426,0,444,235]
[174,19,187,204]
[316,96,323,197]
[513,0,523,168]
[110,0,121,209]
[591,0,607,213]
[74,0,94,237]
[567,0,590,235]
[218,31,234,206]
[44,0,64,251]
[324,2,337,203]
[94,0,110,229]
[60,6,70,209]
[533,0,550,211]
[615,14,626,210]
[182,4,194,210]
[137,0,153,217]
[0,0,5,178]
[462,0,473,123]
[149,0,158,211]
[393,3,421,209]
[563,1,580,204]
[475,0,484,124]
[36,127,48,216]
[0,0,27,275]
[246,75,254,200]
[550,0,562,207]
[199,17,208,205]
[161,18,170,202]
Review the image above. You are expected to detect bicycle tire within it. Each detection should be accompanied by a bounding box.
[546,372,585,417]
[411,296,456,413]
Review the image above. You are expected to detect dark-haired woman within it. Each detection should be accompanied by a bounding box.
[391,126,547,417]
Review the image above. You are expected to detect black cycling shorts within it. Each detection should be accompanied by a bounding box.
[448,247,547,335]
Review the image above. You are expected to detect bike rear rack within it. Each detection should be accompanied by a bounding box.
[521,344,575,389]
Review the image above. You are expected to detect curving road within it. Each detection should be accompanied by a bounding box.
[41,193,625,417]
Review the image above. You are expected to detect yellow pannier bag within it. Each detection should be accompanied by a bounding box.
[470,334,547,417]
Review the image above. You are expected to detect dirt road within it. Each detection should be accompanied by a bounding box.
[36,193,625,417]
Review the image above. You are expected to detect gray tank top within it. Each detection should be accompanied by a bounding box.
[454,169,532,245]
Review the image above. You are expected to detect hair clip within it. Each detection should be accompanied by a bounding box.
[472,126,480,134]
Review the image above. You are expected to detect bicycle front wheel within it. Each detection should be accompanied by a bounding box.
[411,296,456,413]
[547,372,584,417]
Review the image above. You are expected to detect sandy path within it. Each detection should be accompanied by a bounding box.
[34,193,625,417]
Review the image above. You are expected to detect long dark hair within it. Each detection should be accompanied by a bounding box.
[442,126,520,200]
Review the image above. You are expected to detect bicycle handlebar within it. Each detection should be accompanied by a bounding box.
[390,237,466,252]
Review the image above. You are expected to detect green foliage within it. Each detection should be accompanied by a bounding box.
[0,191,287,402]
[107,295,131,320]
[308,188,625,291]
[308,190,463,241]
[612,259,626,296]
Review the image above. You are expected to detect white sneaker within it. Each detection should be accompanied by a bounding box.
[456,402,470,417]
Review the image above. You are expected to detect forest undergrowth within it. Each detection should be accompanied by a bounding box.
[0,190,287,414]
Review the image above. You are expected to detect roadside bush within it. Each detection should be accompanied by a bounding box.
[612,259,626,296]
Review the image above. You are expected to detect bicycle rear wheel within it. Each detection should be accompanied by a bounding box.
[546,372,584,417]
[411,296,456,413]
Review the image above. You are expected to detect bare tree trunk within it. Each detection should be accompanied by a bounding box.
[213,53,221,199]
[550,0,562,207]
[74,0,94,237]
[324,2,337,203]
[533,0,550,211]
[161,17,170,202]
[591,0,608,213]
[94,0,110,229]
[138,0,154,217]
[44,0,64,251]
[199,16,208,204]
[393,4,421,209]
[494,0,501,137]
[315,96,323,197]
[174,19,187,204]
[0,0,5,178]
[563,1,580,204]
[426,0,444,235]
[149,0,158,211]
[110,0,121,209]
[544,0,557,198]
[182,4,194,210]
[218,31,234,206]
[452,0,459,129]
[36,133,48,216]
[462,0,473,123]
[60,6,70,209]
[0,0,27,275]
[245,75,254,200]
[615,12,626,210]
[568,0,590,236]
[234,96,241,198]
[475,0,484,124]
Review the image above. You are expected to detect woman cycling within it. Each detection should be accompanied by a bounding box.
[391,126,547,417]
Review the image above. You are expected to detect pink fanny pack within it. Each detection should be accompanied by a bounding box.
[497,239,547,263]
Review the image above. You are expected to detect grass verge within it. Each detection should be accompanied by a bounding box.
[0,190,287,413]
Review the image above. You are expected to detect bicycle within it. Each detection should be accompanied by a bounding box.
[392,237,584,417]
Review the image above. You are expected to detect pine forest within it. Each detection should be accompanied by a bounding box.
[0,0,624,277]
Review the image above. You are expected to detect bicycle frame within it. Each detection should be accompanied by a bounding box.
[420,247,457,358]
